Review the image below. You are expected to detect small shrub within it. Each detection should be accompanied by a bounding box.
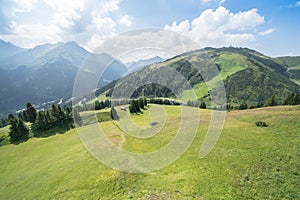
[255,121,268,127]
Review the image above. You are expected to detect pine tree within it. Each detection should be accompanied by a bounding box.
[18,113,23,121]
[200,101,207,109]
[34,111,47,131]
[57,105,66,125]
[51,104,59,125]
[138,98,144,110]
[64,107,72,122]
[283,93,291,105]
[8,114,15,122]
[283,93,300,105]
[143,98,147,107]
[26,103,37,123]
[17,119,29,139]
[22,111,28,122]
[239,102,248,110]
[9,118,18,142]
[134,100,141,112]
[296,94,300,105]
[129,99,141,113]
[104,99,111,108]
[265,95,277,107]
[129,100,136,113]
[9,118,29,142]
[45,110,52,129]
[95,100,101,110]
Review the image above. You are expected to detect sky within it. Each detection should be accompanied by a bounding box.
[0,0,300,57]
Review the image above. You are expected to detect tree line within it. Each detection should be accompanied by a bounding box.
[129,98,147,114]
[5,103,73,142]
[185,93,300,110]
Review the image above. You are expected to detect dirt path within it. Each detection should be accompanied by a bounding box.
[111,121,126,148]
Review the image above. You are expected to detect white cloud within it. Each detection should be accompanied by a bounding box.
[296,1,300,7]
[0,0,134,51]
[102,0,121,12]
[12,0,38,14]
[259,28,274,36]
[218,0,226,6]
[1,23,61,48]
[165,6,265,47]
[201,0,225,5]
[44,0,84,29]
[83,17,117,51]
[119,14,133,26]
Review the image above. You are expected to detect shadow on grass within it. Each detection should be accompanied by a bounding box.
[11,137,29,145]
[33,124,73,138]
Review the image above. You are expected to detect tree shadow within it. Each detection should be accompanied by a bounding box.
[33,124,72,138]
[11,137,29,145]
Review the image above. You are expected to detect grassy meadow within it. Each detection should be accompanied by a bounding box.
[0,105,299,199]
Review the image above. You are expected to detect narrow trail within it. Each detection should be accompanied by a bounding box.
[286,68,300,88]
[112,121,126,148]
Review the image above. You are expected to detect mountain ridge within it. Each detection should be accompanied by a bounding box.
[0,39,25,61]
[0,41,128,114]
[99,47,300,107]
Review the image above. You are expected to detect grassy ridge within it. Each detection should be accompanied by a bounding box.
[0,106,299,199]
[95,48,299,105]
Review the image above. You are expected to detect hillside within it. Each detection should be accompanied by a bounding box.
[0,105,299,199]
[275,56,300,84]
[99,47,299,106]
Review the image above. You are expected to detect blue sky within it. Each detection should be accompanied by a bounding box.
[0,0,299,56]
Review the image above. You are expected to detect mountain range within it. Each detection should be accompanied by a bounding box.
[125,56,165,73]
[1,39,300,114]
[0,40,128,114]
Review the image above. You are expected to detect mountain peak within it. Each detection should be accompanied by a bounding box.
[0,41,89,70]
[0,39,25,60]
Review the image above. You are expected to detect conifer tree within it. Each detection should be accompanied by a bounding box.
[26,103,37,123]
[9,118,29,142]
[64,107,72,122]
[239,102,248,110]
[265,95,277,107]
[51,104,59,125]
[57,105,66,125]
[17,118,29,139]
[138,98,144,110]
[34,111,47,131]
[200,101,207,109]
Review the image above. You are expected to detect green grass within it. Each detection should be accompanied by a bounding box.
[0,125,10,146]
[181,52,249,100]
[214,53,248,78]
[0,106,299,199]
[289,67,300,85]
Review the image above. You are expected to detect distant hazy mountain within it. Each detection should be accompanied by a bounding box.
[126,56,165,72]
[0,41,89,70]
[0,40,25,61]
[0,41,128,114]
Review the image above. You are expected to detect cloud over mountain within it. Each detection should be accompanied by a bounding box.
[165,6,266,48]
